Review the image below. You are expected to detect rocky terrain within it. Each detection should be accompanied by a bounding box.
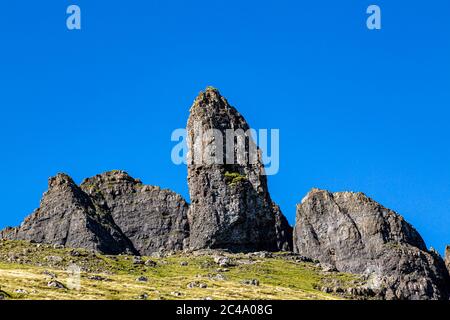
[0,240,367,300]
[1,171,189,256]
[294,189,450,300]
[1,87,449,300]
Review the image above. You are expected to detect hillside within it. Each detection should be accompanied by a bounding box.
[1,88,449,300]
[0,240,366,300]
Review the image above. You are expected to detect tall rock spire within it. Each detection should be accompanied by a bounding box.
[186,87,292,252]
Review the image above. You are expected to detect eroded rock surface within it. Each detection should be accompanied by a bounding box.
[0,174,136,255]
[186,87,292,252]
[80,171,189,255]
[1,172,190,256]
[294,188,450,300]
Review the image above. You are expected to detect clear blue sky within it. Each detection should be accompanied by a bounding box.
[1,1,449,254]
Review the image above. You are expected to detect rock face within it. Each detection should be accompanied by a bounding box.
[186,87,292,252]
[1,88,448,301]
[0,88,291,255]
[80,171,190,255]
[294,189,450,300]
[0,174,136,255]
[1,171,190,256]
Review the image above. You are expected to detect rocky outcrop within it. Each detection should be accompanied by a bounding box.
[80,171,189,255]
[294,189,450,300]
[0,174,136,255]
[1,88,448,301]
[186,87,292,252]
[1,88,291,255]
[1,171,190,256]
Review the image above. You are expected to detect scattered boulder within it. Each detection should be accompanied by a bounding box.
[241,279,260,286]
[88,275,108,281]
[47,280,65,289]
[14,289,28,294]
[132,256,144,265]
[186,87,292,252]
[248,251,273,259]
[294,188,450,300]
[208,273,226,281]
[145,260,157,267]
[320,263,338,273]
[213,256,233,267]
[187,281,208,289]
[136,276,148,282]
[138,293,149,300]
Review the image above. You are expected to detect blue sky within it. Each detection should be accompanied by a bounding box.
[0,1,449,254]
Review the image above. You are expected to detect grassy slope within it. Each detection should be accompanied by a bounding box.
[0,240,362,300]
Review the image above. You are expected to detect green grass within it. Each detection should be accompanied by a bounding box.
[224,171,247,186]
[0,240,363,300]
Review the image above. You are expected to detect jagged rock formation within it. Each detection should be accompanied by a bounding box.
[1,88,449,301]
[80,171,190,255]
[294,189,450,300]
[1,171,190,256]
[186,87,292,252]
[0,174,136,255]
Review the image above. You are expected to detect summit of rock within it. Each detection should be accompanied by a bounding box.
[187,87,292,252]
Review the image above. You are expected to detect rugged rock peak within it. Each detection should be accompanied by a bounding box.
[1,173,136,255]
[298,189,427,251]
[48,173,76,188]
[187,87,292,252]
[294,188,450,300]
[1,170,190,256]
[80,170,190,256]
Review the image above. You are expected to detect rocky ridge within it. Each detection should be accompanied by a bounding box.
[294,189,450,300]
[1,171,189,256]
[1,87,449,300]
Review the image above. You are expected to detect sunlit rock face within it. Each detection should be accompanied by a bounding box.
[186,87,292,252]
[0,173,137,255]
[1,171,190,256]
[80,170,190,255]
[294,189,450,300]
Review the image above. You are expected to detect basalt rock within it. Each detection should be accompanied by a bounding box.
[186,87,292,252]
[294,188,450,300]
[0,174,136,255]
[1,171,190,256]
[80,170,190,255]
